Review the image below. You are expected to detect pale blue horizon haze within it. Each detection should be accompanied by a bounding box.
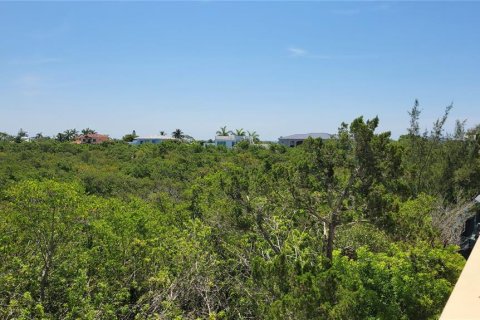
[1,2,480,140]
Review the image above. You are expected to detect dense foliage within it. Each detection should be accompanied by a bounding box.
[1,113,479,319]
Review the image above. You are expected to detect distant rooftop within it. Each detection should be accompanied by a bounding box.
[134,135,176,140]
[215,135,248,141]
[279,133,332,140]
[77,133,109,138]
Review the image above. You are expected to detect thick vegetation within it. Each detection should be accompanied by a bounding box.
[1,110,479,319]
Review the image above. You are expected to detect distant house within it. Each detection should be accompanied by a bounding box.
[130,135,177,145]
[75,133,109,144]
[278,133,332,147]
[215,135,251,148]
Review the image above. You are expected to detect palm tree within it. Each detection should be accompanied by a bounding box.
[34,132,44,140]
[216,126,230,136]
[234,128,245,136]
[15,128,28,143]
[55,132,67,142]
[81,128,96,135]
[172,129,184,140]
[122,130,138,142]
[247,130,260,143]
[17,128,28,138]
[160,131,166,136]
[64,129,79,141]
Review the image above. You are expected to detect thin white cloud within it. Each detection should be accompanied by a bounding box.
[288,47,333,59]
[287,47,378,60]
[288,47,308,57]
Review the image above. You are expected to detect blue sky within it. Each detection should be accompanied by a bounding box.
[1,2,479,140]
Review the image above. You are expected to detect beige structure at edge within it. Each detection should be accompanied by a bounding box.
[440,195,480,320]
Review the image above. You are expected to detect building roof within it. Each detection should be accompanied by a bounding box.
[215,135,246,141]
[77,133,109,139]
[134,135,176,140]
[279,133,332,140]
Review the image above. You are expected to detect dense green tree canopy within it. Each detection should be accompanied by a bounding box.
[0,111,479,319]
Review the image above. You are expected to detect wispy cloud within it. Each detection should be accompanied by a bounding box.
[288,47,308,57]
[288,47,331,59]
[288,47,333,59]
[287,47,378,60]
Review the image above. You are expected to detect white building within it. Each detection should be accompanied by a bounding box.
[278,133,332,147]
[130,135,177,145]
[214,135,251,148]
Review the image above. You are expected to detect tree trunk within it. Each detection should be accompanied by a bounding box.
[325,171,356,264]
[40,251,52,304]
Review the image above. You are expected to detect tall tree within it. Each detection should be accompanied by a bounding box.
[216,126,230,136]
[172,129,184,140]
[122,130,138,142]
[247,130,259,143]
[292,116,397,262]
[14,128,28,143]
[454,119,467,140]
[407,99,421,137]
[4,180,83,312]
[81,128,97,135]
[55,129,78,142]
[234,128,245,136]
